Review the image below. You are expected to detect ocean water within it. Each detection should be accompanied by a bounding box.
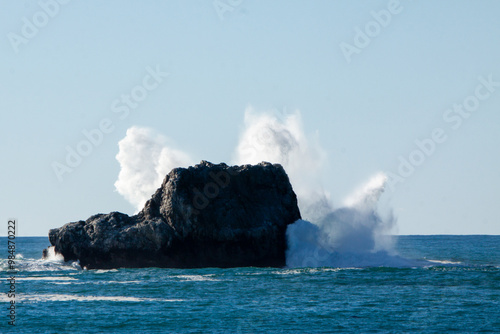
[1,236,499,333]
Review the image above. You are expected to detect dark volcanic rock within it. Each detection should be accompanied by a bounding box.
[47,161,301,269]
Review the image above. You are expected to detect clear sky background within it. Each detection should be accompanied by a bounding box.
[1,0,499,236]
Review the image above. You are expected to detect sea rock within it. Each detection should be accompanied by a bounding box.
[46,161,301,269]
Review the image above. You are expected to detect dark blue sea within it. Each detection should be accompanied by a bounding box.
[1,236,499,333]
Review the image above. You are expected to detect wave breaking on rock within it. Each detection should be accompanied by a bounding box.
[46,161,301,269]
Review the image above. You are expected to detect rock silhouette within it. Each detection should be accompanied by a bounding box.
[46,161,301,269]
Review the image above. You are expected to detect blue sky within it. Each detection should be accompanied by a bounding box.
[1,0,499,236]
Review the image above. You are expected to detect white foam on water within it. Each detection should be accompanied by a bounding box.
[1,246,83,272]
[57,280,144,285]
[94,269,119,274]
[425,259,463,265]
[0,244,78,272]
[104,280,143,284]
[171,274,221,282]
[3,255,81,272]
[272,269,304,275]
[44,246,64,262]
[16,276,77,281]
[10,294,186,303]
[285,173,414,268]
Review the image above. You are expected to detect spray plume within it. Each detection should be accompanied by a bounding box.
[114,126,193,212]
[115,108,406,267]
[233,107,331,220]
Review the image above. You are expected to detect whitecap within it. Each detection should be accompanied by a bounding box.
[6,294,185,303]
[171,274,221,282]
[425,259,463,266]
[99,280,142,284]
[94,269,119,274]
[272,269,304,275]
[16,276,77,281]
